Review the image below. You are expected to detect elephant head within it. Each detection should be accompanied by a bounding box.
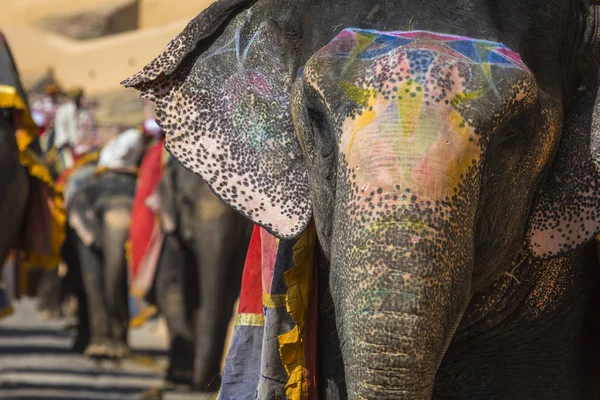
[124,0,600,397]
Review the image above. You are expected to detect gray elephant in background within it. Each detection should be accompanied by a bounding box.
[147,158,252,391]
[0,113,29,281]
[125,0,600,398]
[66,165,137,358]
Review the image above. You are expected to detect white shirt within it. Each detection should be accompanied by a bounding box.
[98,129,146,169]
[53,102,93,148]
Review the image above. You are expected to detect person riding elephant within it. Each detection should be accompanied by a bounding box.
[0,30,66,318]
[125,0,600,398]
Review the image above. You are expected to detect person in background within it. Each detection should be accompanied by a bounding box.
[53,87,95,170]
[31,84,63,152]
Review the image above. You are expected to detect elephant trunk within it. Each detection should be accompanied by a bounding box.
[331,209,473,399]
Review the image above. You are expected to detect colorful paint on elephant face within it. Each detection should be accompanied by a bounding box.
[307,29,533,202]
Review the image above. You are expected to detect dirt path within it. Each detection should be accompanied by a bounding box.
[0,299,206,400]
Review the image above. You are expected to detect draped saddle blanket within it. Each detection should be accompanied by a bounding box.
[220,223,319,400]
[127,139,167,301]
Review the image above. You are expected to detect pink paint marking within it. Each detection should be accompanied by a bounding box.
[494,47,526,68]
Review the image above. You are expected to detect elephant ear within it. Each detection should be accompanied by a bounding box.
[122,0,311,239]
[526,78,600,259]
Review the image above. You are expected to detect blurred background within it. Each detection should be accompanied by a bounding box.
[0,2,242,400]
[2,0,213,139]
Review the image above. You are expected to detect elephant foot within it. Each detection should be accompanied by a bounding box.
[165,368,193,387]
[38,308,63,321]
[165,337,195,386]
[84,339,129,360]
[71,336,89,354]
[62,295,79,318]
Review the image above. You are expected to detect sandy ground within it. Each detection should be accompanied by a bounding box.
[0,299,216,400]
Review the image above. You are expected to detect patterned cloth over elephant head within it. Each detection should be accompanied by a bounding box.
[221,222,319,400]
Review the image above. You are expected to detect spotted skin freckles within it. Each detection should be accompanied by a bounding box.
[527,85,600,258]
[123,0,311,239]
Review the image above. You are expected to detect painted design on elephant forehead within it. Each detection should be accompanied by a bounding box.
[322,29,525,69]
[314,29,529,201]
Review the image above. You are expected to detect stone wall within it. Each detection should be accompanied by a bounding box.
[1,0,215,94]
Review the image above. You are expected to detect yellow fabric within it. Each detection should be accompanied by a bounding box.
[8,87,67,269]
[129,285,147,300]
[129,305,158,328]
[262,292,287,309]
[235,313,265,327]
[18,144,65,270]
[0,85,26,109]
[95,165,139,177]
[1,84,40,143]
[277,221,317,400]
[19,144,54,189]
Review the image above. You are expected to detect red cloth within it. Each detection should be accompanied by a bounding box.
[129,139,165,280]
[237,226,264,315]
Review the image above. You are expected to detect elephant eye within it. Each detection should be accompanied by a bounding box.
[503,128,522,142]
[498,113,532,146]
[306,102,335,158]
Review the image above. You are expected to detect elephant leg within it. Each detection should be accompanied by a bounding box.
[62,227,89,353]
[77,239,111,357]
[156,234,194,386]
[35,268,63,320]
[102,208,131,358]
[191,208,251,392]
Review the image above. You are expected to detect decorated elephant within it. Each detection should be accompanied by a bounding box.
[63,129,148,358]
[0,31,65,317]
[66,169,136,357]
[125,0,600,398]
[142,159,253,390]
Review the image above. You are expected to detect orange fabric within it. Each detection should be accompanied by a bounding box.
[128,139,165,281]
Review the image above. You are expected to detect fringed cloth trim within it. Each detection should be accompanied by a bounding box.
[263,292,287,309]
[236,313,265,327]
[278,221,318,400]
